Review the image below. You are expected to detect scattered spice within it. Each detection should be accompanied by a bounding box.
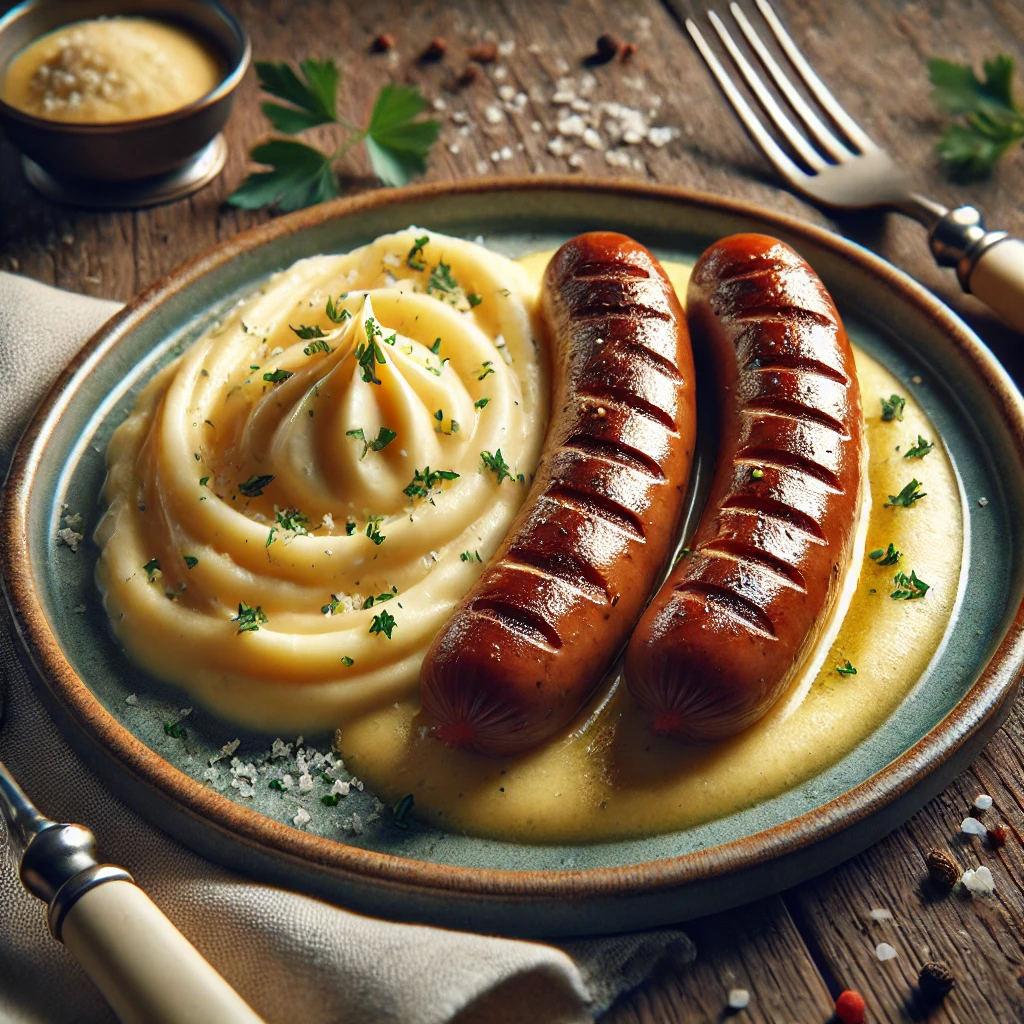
[917,961,955,1005]
[468,41,498,63]
[371,33,395,53]
[987,824,1008,848]
[726,988,749,1010]
[455,64,481,87]
[835,989,866,1024]
[925,847,960,889]
[750,467,764,480]
[421,36,447,61]
[594,33,624,64]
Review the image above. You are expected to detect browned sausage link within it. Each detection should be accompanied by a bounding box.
[625,233,864,743]
[420,232,697,756]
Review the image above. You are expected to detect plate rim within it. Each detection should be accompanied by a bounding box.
[4,175,1024,902]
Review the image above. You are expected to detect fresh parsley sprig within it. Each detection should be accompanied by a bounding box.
[346,426,397,459]
[836,660,857,677]
[884,478,926,509]
[228,60,441,213]
[869,543,902,566]
[929,54,1024,180]
[891,569,930,600]
[904,435,935,459]
[880,394,906,422]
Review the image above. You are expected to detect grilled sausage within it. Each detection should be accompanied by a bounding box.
[420,232,697,756]
[625,233,864,743]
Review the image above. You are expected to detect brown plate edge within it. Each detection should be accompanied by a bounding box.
[3,175,1024,904]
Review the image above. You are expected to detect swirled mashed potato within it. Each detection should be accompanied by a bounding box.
[96,229,548,730]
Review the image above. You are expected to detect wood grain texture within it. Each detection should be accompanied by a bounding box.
[2,1,1024,1021]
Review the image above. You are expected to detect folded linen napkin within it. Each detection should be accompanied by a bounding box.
[0,271,694,1024]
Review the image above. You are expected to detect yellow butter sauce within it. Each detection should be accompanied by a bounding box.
[339,255,964,843]
[2,17,223,123]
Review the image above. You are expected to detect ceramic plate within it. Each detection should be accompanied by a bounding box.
[4,179,1024,937]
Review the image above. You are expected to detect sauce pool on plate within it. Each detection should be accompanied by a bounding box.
[2,16,223,123]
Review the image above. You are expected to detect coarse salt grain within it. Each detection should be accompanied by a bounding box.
[298,772,314,793]
[868,908,892,921]
[547,136,572,157]
[557,114,586,137]
[530,120,542,132]
[961,816,987,835]
[293,807,311,826]
[978,496,989,507]
[499,145,513,160]
[475,159,489,174]
[727,988,750,1009]
[498,84,516,102]
[281,773,294,790]
[448,143,460,155]
[647,126,676,148]
[875,942,898,961]
[582,127,603,150]
[961,865,995,893]
[330,779,350,797]
[568,153,584,168]
[498,40,515,56]
[605,149,631,168]
[125,694,138,705]
[974,794,993,810]
[484,104,504,125]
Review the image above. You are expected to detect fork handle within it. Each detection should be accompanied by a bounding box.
[929,206,1024,333]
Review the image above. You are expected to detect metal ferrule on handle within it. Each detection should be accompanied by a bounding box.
[928,205,1008,291]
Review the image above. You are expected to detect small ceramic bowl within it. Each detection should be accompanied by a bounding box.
[0,0,249,202]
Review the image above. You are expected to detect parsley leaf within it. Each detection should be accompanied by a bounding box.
[477,361,495,380]
[392,793,415,829]
[291,323,327,340]
[884,478,927,508]
[229,66,439,212]
[403,467,460,502]
[474,397,490,410]
[869,543,902,566]
[142,557,162,581]
[356,319,387,385]
[891,569,930,600]
[407,235,430,271]
[322,594,342,615]
[239,474,274,498]
[426,262,462,302]
[365,514,386,545]
[480,449,515,484]
[184,555,199,570]
[341,655,354,667]
[836,660,857,677]
[346,426,397,459]
[467,293,483,307]
[325,296,351,323]
[905,435,935,459]
[460,550,482,562]
[263,369,293,384]
[364,84,442,187]
[369,608,397,638]
[929,54,1024,179]
[232,601,268,633]
[880,394,906,422]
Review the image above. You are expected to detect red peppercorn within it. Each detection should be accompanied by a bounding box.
[835,989,866,1024]
[987,824,1008,848]
[421,36,447,61]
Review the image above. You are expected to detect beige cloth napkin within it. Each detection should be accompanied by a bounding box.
[0,271,694,1024]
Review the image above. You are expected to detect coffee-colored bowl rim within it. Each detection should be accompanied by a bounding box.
[4,177,1024,910]
[0,0,250,133]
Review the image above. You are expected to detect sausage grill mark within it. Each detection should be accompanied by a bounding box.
[580,386,677,431]
[697,540,808,592]
[468,598,563,650]
[673,581,778,638]
[741,396,848,436]
[544,485,647,539]
[572,260,651,279]
[502,548,611,603]
[719,494,827,543]
[620,341,686,382]
[572,301,673,323]
[735,446,843,491]
[731,305,835,329]
[562,433,666,479]
[744,354,849,386]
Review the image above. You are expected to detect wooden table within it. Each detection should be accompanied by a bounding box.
[3,1,1023,1020]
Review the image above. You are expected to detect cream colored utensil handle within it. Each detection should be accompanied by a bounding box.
[61,879,264,1024]
[966,238,1024,334]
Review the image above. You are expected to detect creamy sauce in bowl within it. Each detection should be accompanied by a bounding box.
[2,17,223,123]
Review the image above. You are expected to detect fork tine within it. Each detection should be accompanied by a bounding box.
[729,3,852,163]
[754,0,877,154]
[686,19,811,188]
[706,11,827,172]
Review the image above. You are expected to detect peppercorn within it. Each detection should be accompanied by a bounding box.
[835,989,866,1024]
[918,961,955,1004]
[371,33,395,53]
[925,847,960,890]
[620,42,639,60]
[594,33,623,63]
[421,36,447,61]
[455,64,480,88]
[468,41,498,63]
[987,824,1008,848]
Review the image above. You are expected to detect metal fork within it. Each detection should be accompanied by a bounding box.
[688,0,1024,333]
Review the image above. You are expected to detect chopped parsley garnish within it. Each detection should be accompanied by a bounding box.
[346,426,398,459]
[369,608,397,638]
[325,296,351,323]
[450,420,460,433]
[365,514,386,545]
[836,660,857,676]
[904,435,935,459]
[429,337,442,355]
[407,235,429,271]
[344,519,356,536]
[433,408,444,425]
[392,793,414,828]
[356,319,387,385]
[750,467,765,480]
[321,793,341,806]
[467,293,483,307]
[163,720,186,739]
[199,476,210,487]
[263,368,293,384]
[884,478,926,508]
[322,594,342,615]
[184,555,199,570]
[880,394,906,422]
[480,449,515,484]
[304,338,332,356]
[232,601,268,633]
[268,779,286,791]
[474,397,490,410]
[267,507,310,546]
[891,569,930,600]
[361,592,395,609]
[142,557,161,581]
[426,261,461,302]
[290,323,327,340]
[403,466,460,502]
[477,361,495,380]
[341,655,354,667]
[239,474,274,498]
[460,550,482,562]
[869,543,902,566]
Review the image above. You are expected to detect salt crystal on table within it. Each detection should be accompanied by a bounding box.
[869,908,892,922]
[962,816,987,835]
[974,794,993,810]
[293,807,311,827]
[727,988,750,1009]
[875,942,898,961]
[961,866,995,894]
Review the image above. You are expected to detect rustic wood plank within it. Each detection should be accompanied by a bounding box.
[602,897,836,1023]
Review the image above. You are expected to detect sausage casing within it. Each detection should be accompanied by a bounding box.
[625,233,864,742]
[420,232,697,756]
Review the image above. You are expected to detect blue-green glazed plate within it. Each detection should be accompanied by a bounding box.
[4,179,1023,937]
